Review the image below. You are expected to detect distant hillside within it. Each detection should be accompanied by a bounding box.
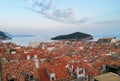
[11,35,35,37]
[51,32,93,40]
[3,32,35,37]
[0,31,12,40]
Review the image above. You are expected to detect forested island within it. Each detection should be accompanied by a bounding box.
[51,32,93,40]
[0,31,11,40]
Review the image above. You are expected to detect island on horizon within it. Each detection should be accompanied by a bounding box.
[0,31,11,40]
[51,32,93,40]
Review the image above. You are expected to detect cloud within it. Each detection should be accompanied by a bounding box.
[27,0,89,24]
[94,20,120,24]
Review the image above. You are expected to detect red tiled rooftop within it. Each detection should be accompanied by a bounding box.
[40,62,51,68]
[38,68,50,81]
[46,65,71,80]
[82,62,93,70]
[62,56,73,62]
[2,60,39,81]
[93,62,102,68]
[101,51,109,55]
[91,69,100,76]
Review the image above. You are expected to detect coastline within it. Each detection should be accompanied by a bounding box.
[2,35,120,46]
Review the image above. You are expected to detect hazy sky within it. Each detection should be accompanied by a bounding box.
[0,0,120,36]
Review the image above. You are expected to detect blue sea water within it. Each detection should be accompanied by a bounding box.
[3,35,120,46]
[3,35,56,46]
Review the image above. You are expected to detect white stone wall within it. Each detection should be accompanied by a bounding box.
[29,42,42,48]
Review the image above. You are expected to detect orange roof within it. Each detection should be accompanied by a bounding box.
[38,68,50,81]
[113,60,120,66]
[101,51,109,55]
[82,62,93,70]
[2,60,39,81]
[105,60,120,66]
[50,59,67,66]
[8,55,19,60]
[62,56,73,62]
[72,55,82,60]
[93,62,102,68]
[40,62,51,68]
[46,65,71,80]
[104,60,113,65]
[91,69,100,76]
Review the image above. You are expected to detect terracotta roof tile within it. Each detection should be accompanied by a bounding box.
[46,65,72,80]
[38,68,50,81]
[62,56,73,62]
[91,69,100,76]
[82,62,93,70]
[2,60,39,81]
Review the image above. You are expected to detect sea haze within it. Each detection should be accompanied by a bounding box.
[3,35,56,46]
[3,34,120,46]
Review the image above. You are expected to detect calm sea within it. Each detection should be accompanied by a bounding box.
[3,35,120,46]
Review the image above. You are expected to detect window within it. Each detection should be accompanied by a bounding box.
[52,77,55,80]
[29,75,34,80]
[79,70,83,74]
[106,67,109,72]
[8,79,15,81]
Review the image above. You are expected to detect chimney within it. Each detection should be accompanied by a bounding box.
[65,64,69,68]
[34,59,39,69]
[27,55,31,60]
[50,73,56,81]
[33,55,39,68]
